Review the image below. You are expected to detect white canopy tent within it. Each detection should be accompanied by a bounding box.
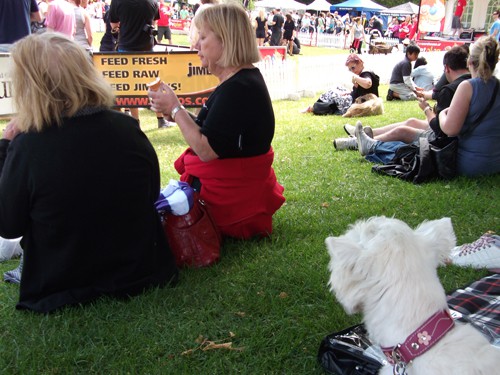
[381,2,419,16]
[306,0,333,12]
[254,0,307,11]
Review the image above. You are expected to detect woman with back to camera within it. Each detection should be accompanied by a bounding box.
[149,3,285,240]
[0,33,178,313]
[71,0,93,51]
[283,13,295,56]
[255,9,267,46]
[438,35,500,177]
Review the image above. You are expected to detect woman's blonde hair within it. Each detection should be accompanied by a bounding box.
[10,32,114,133]
[258,9,266,21]
[194,3,260,68]
[468,36,499,82]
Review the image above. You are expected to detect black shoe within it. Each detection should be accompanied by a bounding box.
[386,89,394,101]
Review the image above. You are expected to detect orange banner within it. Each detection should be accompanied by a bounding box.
[92,50,218,108]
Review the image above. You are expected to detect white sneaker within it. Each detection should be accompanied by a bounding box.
[355,121,377,156]
[345,123,374,139]
[343,124,356,137]
[333,137,357,150]
[0,237,23,262]
[449,232,500,272]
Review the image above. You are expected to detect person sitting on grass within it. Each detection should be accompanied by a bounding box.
[302,53,379,115]
[333,46,470,154]
[148,3,285,240]
[411,56,434,91]
[387,43,421,101]
[0,33,179,313]
[438,36,500,177]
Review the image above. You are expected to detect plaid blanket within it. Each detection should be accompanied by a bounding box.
[447,273,500,344]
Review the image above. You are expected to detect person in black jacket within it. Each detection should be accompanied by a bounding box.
[0,33,178,313]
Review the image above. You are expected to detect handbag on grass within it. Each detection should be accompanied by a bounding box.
[162,195,221,268]
[428,136,458,180]
[318,324,385,375]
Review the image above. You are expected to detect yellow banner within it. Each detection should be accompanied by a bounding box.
[92,51,218,108]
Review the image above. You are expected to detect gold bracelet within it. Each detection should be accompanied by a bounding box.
[171,105,185,121]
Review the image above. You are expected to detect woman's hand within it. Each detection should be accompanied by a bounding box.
[353,74,372,89]
[417,97,429,111]
[148,82,181,119]
[3,119,20,141]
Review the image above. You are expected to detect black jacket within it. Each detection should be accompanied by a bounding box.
[0,109,178,313]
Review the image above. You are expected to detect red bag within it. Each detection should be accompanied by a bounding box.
[162,198,221,268]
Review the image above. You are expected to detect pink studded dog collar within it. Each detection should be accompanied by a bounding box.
[381,309,455,365]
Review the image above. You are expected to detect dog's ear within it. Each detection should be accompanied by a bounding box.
[415,218,456,265]
[325,236,366,314]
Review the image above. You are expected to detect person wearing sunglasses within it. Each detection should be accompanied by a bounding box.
[489,10,500,41]
[301,53,379,115]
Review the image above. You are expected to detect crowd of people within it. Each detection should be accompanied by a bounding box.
[253,8,401,55]
[0,1,499,314]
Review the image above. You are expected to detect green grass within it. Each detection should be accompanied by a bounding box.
[1,44,498,374]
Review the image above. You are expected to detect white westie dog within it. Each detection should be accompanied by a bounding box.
[325,216,500,375]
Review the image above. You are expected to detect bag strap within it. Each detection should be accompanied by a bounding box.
[463,78,499,136]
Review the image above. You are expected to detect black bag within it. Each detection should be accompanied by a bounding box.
[459,30,474,40]
[313,100,339,115]
[371,143,421,182]
[429,136,458,180]
[318,324,384,375]
[371,137,455,184]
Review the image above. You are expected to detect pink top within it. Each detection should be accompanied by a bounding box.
[46,0,75,38]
